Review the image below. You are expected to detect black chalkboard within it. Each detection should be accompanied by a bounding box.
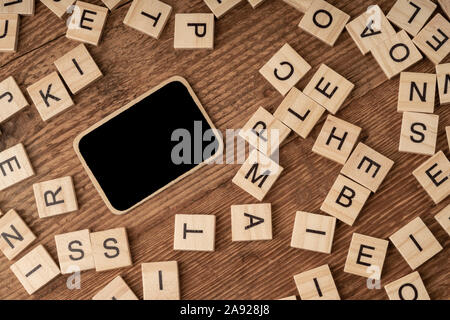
[74,77,221,214]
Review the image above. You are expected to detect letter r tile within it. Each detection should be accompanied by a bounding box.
[33,176,78,218]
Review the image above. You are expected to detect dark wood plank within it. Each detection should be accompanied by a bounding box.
[0,0,448,300]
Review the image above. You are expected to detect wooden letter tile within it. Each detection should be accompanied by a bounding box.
[41,0,75,18]
[10,245,60,295]
[303,64,354,114]
[447,126,450,150]
[0,76,28,123]
[398,72,436,113]
[385,271,430,300]
[436,63,450,105]
[439,0,450,19]
[27,71,74,121]
[259,43,311,96]
[345,5,396,55]
[101,0,127,11]
[273,87,325,139]
[0,143,34,191]
[66,1,108,46]
[54,44,102,94]
[435,204,450,236]
[399,112,438,155]
[232,149,283,201]
[298,0,350,46]
[312,115,361,164]
[344,233,389,279]
[239,107,291,156]
[293,264,340,300]
[174,13,214,49]
[341,142,394,193]
[33,176,78,218]
[90,227,132,271]
[142,261,180,300]
[371,30,423,79]
[278,295,297,300]
[412,151,450,204]
[387,0,436,36]
[203,0,241,18]
[0,209,36,260]
[0,14,18,52]
[174,214,215,251]
[231,203,272,241]
[55,229,94,274]
[320,174,371,226]
[291,211,336,254]
[124,0,172,39]
[93,275,138,300]
[413,14,450,65]
[0,0,34,15]
[247,0,264,9]
[283,0,311,13]
[390,217,442,270]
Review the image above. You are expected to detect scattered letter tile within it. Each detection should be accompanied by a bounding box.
[90,227,132,272]
[232,149,283,201]
[174,214,216,251]
[231,203,272,241]
[412,151,450,204]
[33,176,78,218]
[10,245,60,295]
[344,233,389,279]
[259,43,311,96]
[390,217,442,270]
[142,261,180,300]
[55,229,94,274]
[291,211,336,254]
[0,209,36,260]
[294,264,340,300]
[303,64,354,114]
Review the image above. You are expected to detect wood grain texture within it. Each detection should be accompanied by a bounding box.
[0,0,448,300]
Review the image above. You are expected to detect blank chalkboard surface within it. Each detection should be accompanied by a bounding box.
[74,76,222,215]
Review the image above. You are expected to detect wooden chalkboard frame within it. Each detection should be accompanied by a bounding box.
[73,76,224,215]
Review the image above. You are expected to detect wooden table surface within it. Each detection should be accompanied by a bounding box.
[0,0,448,300]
